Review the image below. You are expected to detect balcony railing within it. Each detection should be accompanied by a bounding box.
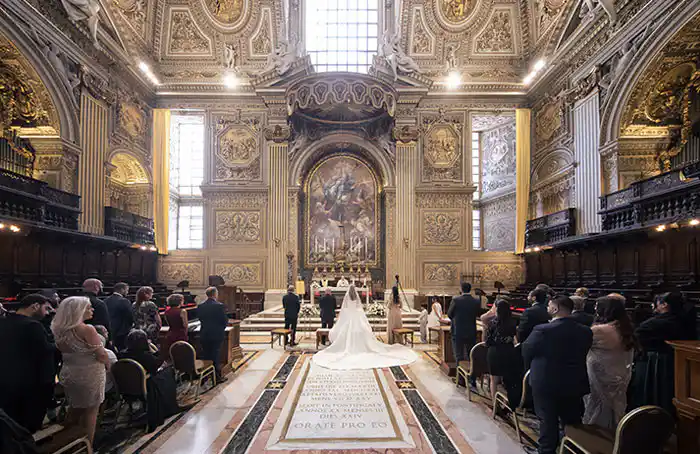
[525,208,576,247]
[104,206,154,245]
[599,162,700,231]
[0,168,80,230]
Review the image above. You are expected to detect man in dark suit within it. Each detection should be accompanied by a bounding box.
[523,296,593,454]
[569,296,594,327]
[447,282,481,365]
[104,282,133,351]
[82,278,111,336]
[283,285,301,346]
[319,288,337,332]
[0,294,56,433]
[517,288,551,343]
[198,287,229,383]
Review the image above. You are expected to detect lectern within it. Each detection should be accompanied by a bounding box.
[667,340,700,454]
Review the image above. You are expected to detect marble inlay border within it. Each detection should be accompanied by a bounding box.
[220,353,301,454]
[389,366,460,454]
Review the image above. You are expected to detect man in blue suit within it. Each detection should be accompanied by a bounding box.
[523,295,593,454]
[447,282,481,365]
[517,287,551,343]
[198,287,229,383]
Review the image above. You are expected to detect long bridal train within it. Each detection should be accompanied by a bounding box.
[312,285,418,370]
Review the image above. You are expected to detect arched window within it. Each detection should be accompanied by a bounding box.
[305,0,379,73]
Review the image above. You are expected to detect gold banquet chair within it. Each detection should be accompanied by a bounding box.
[492,369,532,445]
[460,342,490,401]
[111,358,149,425]
[170,341,216,398]
[559,405,674,454]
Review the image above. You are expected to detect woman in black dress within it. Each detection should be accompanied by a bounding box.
[485,299,518,401]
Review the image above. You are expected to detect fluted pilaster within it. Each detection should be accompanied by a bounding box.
[573,91,602,234]
[268,142,289,289]
[78,93,108,234]
[395,141,418,289]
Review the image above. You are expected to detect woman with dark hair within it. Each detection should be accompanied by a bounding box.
[583,297,635,428]
[132,286,162,344]
[120,329,163,375]
[162,294,188,360]
[386,286,403,344]
[484,299,518,401]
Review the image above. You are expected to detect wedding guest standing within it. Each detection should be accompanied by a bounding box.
[132,286,161,344]
[319,288,337,329]
[517,287,550,343]
[82,278,111,336]
[386,286,403,344]
[570,296,594,327]
[418,303,429,343]
[583,297,636,428]
[104,282,133,351]
[282,286,301,347]
[199,287,229,382]
[484,300,520,403]
[0,294,56,433]
[52,297,110,445]
[163,294,188,358]
[447,282,481,364]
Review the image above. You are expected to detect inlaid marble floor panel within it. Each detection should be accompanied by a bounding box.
[134,345,525,454]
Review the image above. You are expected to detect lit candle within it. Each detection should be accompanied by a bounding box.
[323,237,326,252]
[315,237,318,253]
[332,238,335,253]
[364,237,368,259]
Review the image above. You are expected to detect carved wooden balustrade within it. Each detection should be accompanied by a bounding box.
[525,208,576,247]
[0,167,80,230]
[600,163,700,231]
[104,206,155,245]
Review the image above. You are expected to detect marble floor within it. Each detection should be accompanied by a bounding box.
[123,339,527,454]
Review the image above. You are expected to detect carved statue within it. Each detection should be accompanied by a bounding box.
[42,41,81,95]
[581,0,616,23]
[379,32,421,81]
[224,43,237,70]
[263,41,298,76]
[60,0,101,43]
[446,43,460,70]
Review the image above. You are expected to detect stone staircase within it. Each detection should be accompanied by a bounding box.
[240,306,422,335]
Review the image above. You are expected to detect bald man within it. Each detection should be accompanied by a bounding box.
[82,278,111,336]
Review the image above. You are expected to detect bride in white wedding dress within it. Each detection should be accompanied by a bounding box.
[312,284,418,370]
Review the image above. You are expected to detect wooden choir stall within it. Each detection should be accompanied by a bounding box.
[668,340,700,454]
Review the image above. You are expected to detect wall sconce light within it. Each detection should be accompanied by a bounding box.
[655,225,666,232]
[689,219,699,226]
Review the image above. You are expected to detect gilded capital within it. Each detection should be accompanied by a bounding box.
[392,125,420,143]
[263,124,292,143]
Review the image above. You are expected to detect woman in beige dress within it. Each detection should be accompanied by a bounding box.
[52,296,111,445]
[386,286,403,344]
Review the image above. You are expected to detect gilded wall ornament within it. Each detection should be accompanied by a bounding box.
[214,263,261,284]
[214,120,261,182]
[159,262,204,286]
[535,96,565,145]
[423,212,461,245]
[218,126,257,165]
[425,124,460,168]
[263,124,291,143]
[474,9,515,55]
[118,102,146,139]
[424,263,459,283]
[168,9,211,55]
[110,153,149,185]
[392,125,420,143]
[215,210,261,244]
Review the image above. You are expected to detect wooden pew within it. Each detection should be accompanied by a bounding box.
[667,341,700,454]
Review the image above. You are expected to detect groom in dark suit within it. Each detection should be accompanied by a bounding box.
[319,289,337,345]
[283,285,301,346]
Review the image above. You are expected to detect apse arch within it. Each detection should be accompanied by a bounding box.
[289,132,396,188]
[0,21,79,144]
[599,2,700,147]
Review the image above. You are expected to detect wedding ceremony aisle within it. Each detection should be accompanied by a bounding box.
[121,339,525,454]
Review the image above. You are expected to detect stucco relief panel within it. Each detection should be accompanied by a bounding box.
[423,262,461,285]
[473,7,517,56]
[535,0,569,40]
[534,95,566,150]
[421,210,463,246]
[213,115,262,183]
[165,7,213,57]
[409,7,436,57]
[114,0,151,40]
[159,261,205,286]
[473,262,523,287]
[214,210,262,244]
[249,7,274,58]
[481,122,516,194]
[213,262,262,285]
[422,123,463,183]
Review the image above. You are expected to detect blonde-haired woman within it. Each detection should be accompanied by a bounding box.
[52,296,110,445]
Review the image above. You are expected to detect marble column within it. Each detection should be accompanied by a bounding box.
[395,141,418,292]
[77,92,109,234]
[573,90,602,234]
[265,141,289,308]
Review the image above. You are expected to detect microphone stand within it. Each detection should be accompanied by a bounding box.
[394,275,412,312]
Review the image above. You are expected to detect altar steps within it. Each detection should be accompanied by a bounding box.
[240,310,422,334]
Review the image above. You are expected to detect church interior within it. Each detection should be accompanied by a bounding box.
[1,0,700,453]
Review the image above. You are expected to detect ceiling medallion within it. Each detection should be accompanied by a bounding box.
[200,0,249,30]
[435,0,480,29]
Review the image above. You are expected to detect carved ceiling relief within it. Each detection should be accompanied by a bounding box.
[410,7,435,56]
[114,0,149,39]
[434,0,479,28]
[214,210,262,244]
[535,0,569,40]
[422,211,462,246]
[166,8,212,56]
[481,121,516,194]
[250,7,274,58]
[214,263,261,285]
[205,0,246,25]
[474,8,516,55]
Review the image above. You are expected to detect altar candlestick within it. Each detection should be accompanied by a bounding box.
[315,237,318,253]
[332,238,335,253]
[364,237,368,259]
